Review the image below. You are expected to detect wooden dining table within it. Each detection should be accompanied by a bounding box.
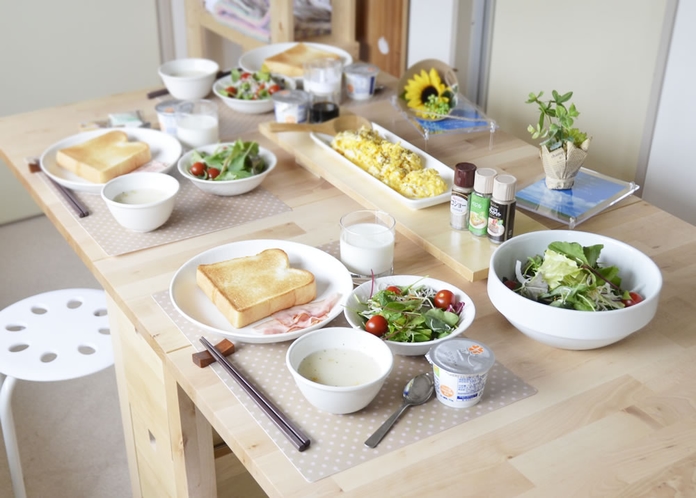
[2,80,696,498]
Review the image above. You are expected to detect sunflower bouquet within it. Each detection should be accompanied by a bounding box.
[402,67,457,120]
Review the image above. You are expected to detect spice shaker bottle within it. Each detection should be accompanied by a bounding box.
[468,168,497,237]
[450,162,477,230]
[487,174,517,244]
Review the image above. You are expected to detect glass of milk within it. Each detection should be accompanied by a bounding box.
[175,99,219,150]
[339,210,396,283]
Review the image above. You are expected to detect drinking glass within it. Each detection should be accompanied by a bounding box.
[339,210,396,282]
[175,99,219,149]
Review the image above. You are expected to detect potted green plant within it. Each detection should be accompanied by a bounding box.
[526,90,591,189]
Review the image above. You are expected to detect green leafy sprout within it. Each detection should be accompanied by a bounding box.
[525,90,588,151]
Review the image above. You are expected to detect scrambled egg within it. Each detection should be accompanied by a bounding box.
[331,127,448,199]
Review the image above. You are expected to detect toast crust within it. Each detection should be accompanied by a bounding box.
[56,130,151,183]
[263,43,341,78]
[196,248,317,328]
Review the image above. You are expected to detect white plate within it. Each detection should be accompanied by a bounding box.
[169,239,354,344]
[310,123,454,210]
[343,275,476,356]
[238,42,353,81]
[40,128,183,194]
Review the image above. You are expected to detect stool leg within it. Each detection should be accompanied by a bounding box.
[0,375,27,498]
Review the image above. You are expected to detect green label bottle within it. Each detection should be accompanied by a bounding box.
[468,168,497,237]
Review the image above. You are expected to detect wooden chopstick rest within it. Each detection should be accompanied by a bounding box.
[193,338,236,368]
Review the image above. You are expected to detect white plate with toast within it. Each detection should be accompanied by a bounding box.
[238,42,353,81]
[40,128,183,194]
[169,239,354,343]
[309,123,454,210]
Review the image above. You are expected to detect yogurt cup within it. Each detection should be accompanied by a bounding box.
[272,89,310,123]
[344,63,380,100]
[155,99,182,136]
[426,338,495,408]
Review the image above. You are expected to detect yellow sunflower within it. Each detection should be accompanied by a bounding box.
[404,68,450,118]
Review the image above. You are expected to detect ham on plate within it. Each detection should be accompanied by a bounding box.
[254,293,341,335]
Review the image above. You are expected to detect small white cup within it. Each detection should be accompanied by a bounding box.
[339,210,395,282]
[175,99,219,150]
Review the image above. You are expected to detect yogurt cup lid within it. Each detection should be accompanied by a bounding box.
[426,338,495,375]
[344,62,380,75]
[155,99,183,114]
[272,89,311,105]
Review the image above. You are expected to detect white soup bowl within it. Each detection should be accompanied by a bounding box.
[158,58,219,100]
[286,327,394,414]
[101,172,179,232]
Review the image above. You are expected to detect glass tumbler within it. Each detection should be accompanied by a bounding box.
[175,99,219,149]
[339,210,396,283]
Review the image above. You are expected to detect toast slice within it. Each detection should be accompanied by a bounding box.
[196,248,317,328]
[263,42,341,78]
[56,130,151,183]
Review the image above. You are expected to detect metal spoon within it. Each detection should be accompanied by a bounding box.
[364,372,434,448]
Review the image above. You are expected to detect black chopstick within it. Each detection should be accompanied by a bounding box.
[147,69,232,99]
[200,337,310,452]
[27,158,89,218]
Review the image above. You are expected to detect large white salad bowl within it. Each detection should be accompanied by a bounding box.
[487,230,662,350]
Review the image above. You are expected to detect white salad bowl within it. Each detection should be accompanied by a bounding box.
[286,327,394,414]
[343,275,476,356]
[177,142,277,196]
[158,58,219,100]
[101,172,180,232]
[213,73,296,114]
[487,230,663,350]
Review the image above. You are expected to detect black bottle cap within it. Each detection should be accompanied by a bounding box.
[454,162,477,188]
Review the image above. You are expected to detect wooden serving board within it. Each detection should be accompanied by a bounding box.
[258,105,548,281]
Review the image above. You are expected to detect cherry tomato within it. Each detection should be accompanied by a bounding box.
[268,84,281,94]
[433,289,455,310]
[225,86,237,96]
[385,285,401,295]
[207,168,221,179]
[503,280,518,291]
[190,161,206,177]
[365,315,388,336]
[622,291,644,307]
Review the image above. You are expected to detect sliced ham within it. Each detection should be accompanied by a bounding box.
[254,293,341,335]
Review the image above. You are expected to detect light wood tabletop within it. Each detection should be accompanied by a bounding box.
[2,85,695,498]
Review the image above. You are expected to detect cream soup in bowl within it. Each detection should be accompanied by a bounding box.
[286,327,393,414]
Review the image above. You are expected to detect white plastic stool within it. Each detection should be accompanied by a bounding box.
[0,289,113,498]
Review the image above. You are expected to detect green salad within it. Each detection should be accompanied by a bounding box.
[506,241,644,311]
[353,280,465,342]
[188,140,266,181]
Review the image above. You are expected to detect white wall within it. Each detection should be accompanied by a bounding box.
[485,0,668,183]
[643,0,696,226]
[0,0,161,225]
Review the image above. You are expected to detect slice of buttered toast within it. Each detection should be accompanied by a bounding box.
[196,248,317,328]
[56,130,151,183]
[262,42,341,78]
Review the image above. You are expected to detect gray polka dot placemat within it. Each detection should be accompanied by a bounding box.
[39,170,291,256]
[151,240,537,483]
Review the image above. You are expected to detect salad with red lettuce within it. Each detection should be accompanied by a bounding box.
[504,241,644,311]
